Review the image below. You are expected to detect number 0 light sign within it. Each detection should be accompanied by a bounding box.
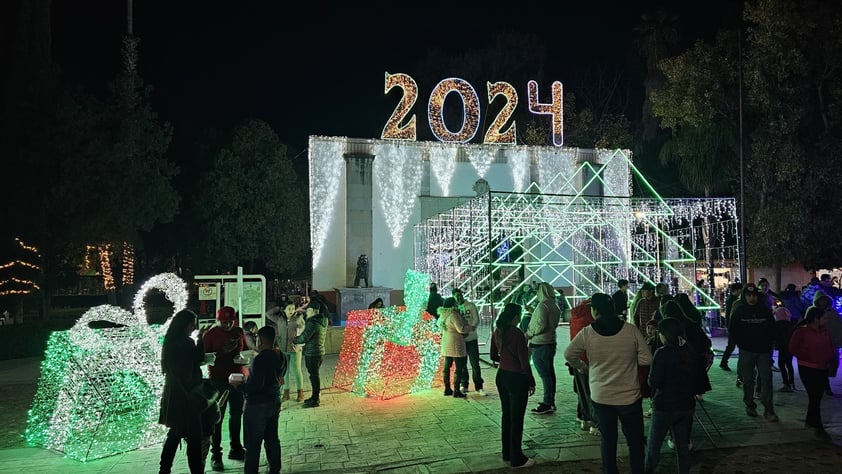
[381,72,563,146]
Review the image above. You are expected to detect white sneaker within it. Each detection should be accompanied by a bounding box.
[475,389,486,397]
[589,426,600,436]
[667,438,675,449]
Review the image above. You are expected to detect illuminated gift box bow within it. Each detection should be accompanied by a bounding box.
[333,270,443,399]
[25,273,188,461]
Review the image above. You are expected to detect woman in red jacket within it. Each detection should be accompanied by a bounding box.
[789,306,835,441]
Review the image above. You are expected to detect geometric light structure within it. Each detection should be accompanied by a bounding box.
[414,150,739,314]
[25,273,188,461]
[333,270,441,400]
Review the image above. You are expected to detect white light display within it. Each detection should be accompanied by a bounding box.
[414,152,737,312]
[467,146,494,178]
[428,78,481,143]
[26,273,189,462]
[428,144,457,196]
[505,148,531,192]
[538,148,576,194]
[381,72,418,140]
[527,80,564,147]
[374,143,422,247]
[309,137,345,267]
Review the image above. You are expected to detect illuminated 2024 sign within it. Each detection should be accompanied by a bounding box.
[381,72,563,146]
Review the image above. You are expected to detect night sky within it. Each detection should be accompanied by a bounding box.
[36,0,733,154]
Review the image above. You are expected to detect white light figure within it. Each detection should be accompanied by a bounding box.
[374,143,422,247]
[429,144,457,196]
[309,137,345,267]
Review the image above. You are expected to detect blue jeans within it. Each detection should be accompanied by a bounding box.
[243,400,281,474]
[496,369,530,467]
[737,349,773,411]
[530,344,556,406]
[645,408,693,474]
[591,399,645,474]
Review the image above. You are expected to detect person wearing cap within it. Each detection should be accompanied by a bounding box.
[720,282,743,372]
[564,293,651,474]
[293,299,329,407]
[612,279,630,319]
[729,283,778,421]
[630,282,659,333]
[203,306,248,470]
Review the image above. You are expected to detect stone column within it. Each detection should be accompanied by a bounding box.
[344,153,374,287]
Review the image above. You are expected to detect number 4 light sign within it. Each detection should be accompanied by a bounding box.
[381,72,563,146]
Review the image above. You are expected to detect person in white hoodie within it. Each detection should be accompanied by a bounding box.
[565,292,652,474]
[525,282,561,414]
[453,288,484,396]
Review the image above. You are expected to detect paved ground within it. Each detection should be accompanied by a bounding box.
[1,325,841,473]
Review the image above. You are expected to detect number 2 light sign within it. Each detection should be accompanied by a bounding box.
[381,72,563,146]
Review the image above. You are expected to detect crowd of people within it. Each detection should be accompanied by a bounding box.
[156,274,841,473]
[429,274,841,473]
[157,292,328,473]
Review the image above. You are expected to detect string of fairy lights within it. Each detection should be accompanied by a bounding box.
[333,270,441,399]
[26,273,188,461]
[414,150,739,312]
[0,238,41,296]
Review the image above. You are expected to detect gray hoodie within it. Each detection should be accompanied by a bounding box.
[526,283,561,345]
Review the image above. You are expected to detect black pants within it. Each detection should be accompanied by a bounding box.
[798,365,828,428]
[211,379,243,457]
[778,349,795,386]
[443,356,467,391]
[496,369,530,467]
[159,427,208,474]
[305,355,324,401]
[462,339,484,390]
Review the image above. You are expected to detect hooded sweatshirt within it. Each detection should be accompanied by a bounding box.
[564,312,652,405]
[526,282,561,345]
[729,296,774,353]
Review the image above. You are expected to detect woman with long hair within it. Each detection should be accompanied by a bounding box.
[158,309,209,474]
[645,317,701,474]
[789,306,835,441]
[490,303,535,468]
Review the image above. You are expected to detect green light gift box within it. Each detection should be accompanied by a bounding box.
[332,270,442,400]
[25,273,189,462]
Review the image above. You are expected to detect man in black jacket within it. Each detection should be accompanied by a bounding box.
[612,279,629,319]
[729,283,778,421]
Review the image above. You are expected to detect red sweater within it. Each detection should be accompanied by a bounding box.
[490,327,535,387]
[789,325,835,370]
[203,326,246,381]
[569,300,594,364]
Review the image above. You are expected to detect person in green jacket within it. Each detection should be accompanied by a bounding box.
[294,299,328,408]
